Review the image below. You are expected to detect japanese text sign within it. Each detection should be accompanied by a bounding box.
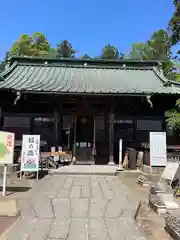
[0,131,15,164]
[21,135,40,172]
[150,132,167,166]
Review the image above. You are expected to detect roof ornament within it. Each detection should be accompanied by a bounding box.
[158,61,164,75]
[146,95,153,108]
[13,91,21,106]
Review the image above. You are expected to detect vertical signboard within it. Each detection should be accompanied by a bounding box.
[21,135,40,172]
[0,131,15,164]
[150,132,167,166]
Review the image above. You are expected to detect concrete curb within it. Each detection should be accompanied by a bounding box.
[49,171,116,176]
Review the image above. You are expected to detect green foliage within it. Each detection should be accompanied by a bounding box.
[47,48,58,58]
[129,42,150,60]
[101,44,119,59]
[166,99,180,130]
[168,0,180,46]
[9,33,50,57]
[56,40,76,58]
[129,30,171,61]
[128,29,179,80]
[147,30,171,61]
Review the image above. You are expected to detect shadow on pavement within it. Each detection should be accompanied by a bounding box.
[0,186,31,193]
[16,169,49,180]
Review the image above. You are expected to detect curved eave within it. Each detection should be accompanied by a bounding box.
[0,61,18,79]
[0,61,179,95]
[0,88,178,97]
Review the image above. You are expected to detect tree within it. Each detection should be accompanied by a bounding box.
[30,32,50,56]
[147,30,171,61]
[101,44,119,59]
[166,99,180,131]
[0,52,10,72]
[128,30,176,79]
[56,40,76,58]
[47,48,58,58]
[9,32,50,57]
[168,0,180,46]
[129,30,171,61]
[81,54,91,59]
[129,42,151,60]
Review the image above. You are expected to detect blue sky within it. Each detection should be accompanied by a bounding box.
[0,0,176,60]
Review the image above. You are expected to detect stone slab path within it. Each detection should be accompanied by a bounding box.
[2,175,147,240]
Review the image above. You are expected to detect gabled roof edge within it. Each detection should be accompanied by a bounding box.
[152,67,170,84]
[0,61,18,80]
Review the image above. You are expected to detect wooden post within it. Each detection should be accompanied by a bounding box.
[73,114,77,158]
[108,111,115,165]
[92,115,96,164]
[53,108,59,148]
[2,164,8,196]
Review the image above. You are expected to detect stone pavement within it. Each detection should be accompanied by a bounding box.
[2,175,147,240]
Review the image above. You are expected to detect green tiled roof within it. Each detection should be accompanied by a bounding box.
[0,57,179,95]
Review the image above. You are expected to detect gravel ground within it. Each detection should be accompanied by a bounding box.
[121,178,172,240]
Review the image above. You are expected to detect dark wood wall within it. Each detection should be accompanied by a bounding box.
[0,91,178,164]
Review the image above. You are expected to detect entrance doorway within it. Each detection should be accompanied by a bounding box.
[75,115,95,164]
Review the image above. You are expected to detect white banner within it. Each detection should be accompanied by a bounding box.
[150,132,167,166]
[21,135,40,172]
[0,131,15,164]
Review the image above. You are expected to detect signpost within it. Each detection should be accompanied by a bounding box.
[150,132,167,166]
[0,131,15,196]
[117,139,124,171]
[20,135,40,180]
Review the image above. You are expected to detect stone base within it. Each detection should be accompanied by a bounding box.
[140,165,165,174]
[149,200,167,214]
[0,200,19,217]
[150,185,164,195]
[49,165,117,176]
[117,169,141,178]
[108,161,116,166]
[137,179,149,187]
[136,175,149,187]
[165,224,180,240]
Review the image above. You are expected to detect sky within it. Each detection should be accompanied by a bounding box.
[0,0,177,60]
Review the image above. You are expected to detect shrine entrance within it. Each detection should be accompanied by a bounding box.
[72,101,96,164]
[75,115,94,164]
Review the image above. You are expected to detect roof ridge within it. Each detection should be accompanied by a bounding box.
[16,62,154,70]
[152,67,170,83]
[152,67,180,87]
[0,61,18,79]
[9,56,162,64]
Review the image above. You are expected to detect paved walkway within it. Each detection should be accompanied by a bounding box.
[2,175,147,240]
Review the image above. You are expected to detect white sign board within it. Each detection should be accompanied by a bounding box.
[20,135,40,172]
[150,132,167,166]
[161,161,179,182]
[0,131,15,164]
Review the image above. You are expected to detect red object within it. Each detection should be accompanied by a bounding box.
[144,151,150,166]
[6,134,13,147]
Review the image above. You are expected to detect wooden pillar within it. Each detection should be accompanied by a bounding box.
[73,114,77,158]
[58,107,62,147]
[53,108,59,147]
[108,110,115,165]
